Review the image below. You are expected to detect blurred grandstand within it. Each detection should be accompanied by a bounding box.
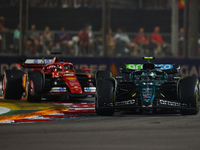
[0,0,199,58]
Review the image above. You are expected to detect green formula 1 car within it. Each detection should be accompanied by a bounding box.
[95,57,200,116]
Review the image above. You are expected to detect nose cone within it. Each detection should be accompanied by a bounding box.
[140,85,155,104]
[63,73,83,93]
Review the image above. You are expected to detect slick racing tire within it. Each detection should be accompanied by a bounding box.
[178,76,199,115]
[26,71,43,102]
[95,78,115,116]
[2,70,24,100]
[95,70,111,85]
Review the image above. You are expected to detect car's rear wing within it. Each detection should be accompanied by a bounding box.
[120,63,180,74]
[16,58,53,68]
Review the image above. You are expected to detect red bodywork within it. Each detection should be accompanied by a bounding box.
[17,57,95,98]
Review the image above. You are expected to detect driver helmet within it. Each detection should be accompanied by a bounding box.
[141,72,156,80]
[56,66,62,71]
[141,72,148,80]
[149,72,156,79]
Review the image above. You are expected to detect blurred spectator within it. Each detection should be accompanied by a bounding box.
[26,40,36,55]
[74,0,82,8]
[150,26,163,55]
[78,25,89,55]
[178,27,184,56]
[178,0,185,9]
[28,24,40,53]
[58,27,70,53]
[70,36,79,56]
[114,28,122,39]
[52,43,61,52]
[150,26,171,56]
[44,26,54,54]
[114,28,133,56]
[87,24,94,54]
[38,33,44,53]
[0,16,9,53]
[94,28,103,56]
[0,16,7,31]
[108,28,116,55]
[61,0,69,8]
[135,27,149,56]
[114,28,123,56]
[13,24,20,52]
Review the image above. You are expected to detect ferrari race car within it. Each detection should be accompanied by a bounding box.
[95,57,200,116]
[2,56,96,102]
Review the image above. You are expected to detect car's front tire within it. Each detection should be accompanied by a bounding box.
[178,76,199,115]
[95,78,115,116]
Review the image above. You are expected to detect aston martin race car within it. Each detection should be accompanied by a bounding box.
[95,57,200,116]
[2,56,96,102]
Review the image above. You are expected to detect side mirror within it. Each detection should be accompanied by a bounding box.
[82,68,90,72]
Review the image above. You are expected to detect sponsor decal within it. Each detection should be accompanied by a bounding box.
[84,87,96,92]
[33,59,38,64]
[155,64,173,70]
[126,64,173,71]
[67,77,75,80]
[45,59,50,64]
[64,73,74,76]
[115,99,135,106]
[126,64,143,70]
[59,87,65,92]
[25,59,53,64]
[143,57,154,60]
[69,82,79,86]
[159,99,181,107]
[50,87,67,93]
[142,88,154,102]
[144,95,151,98]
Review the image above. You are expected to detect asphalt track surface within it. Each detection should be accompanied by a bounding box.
[0,97,199,150]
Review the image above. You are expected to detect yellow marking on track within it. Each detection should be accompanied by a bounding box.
[0,107,69,122]
[0,99,58,110]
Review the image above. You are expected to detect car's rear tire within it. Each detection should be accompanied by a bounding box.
[2,70,24,100]
[26,71,43,102]
[178,76,199,115]
[95,78,115,116]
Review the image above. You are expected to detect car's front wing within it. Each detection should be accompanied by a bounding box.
[97,98,197,111]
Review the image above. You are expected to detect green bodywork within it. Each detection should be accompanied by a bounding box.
[128,63,168,104]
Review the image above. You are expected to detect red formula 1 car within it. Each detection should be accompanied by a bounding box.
[2,56,96,102]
